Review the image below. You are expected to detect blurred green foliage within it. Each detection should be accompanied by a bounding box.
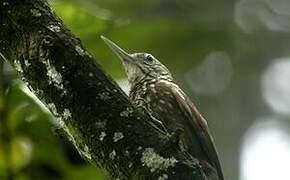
[51,0,232,78]
[0,80,105,179]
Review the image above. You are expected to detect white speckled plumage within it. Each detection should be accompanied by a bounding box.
[102,36,224,180]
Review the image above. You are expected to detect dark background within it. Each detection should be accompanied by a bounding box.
[1,0,290,179]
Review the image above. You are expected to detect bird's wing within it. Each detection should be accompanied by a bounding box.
[157,80,224,180]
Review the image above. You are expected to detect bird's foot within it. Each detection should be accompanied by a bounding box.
[168,128,185,150]
[148,120,169,136]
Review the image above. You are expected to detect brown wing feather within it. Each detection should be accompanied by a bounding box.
[158,80,224,180]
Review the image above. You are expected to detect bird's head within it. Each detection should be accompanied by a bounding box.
[101,36,172,85]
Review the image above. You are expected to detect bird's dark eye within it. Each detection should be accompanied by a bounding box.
[146,55,154,62]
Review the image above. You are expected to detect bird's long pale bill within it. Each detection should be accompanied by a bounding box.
[101,35,134,63]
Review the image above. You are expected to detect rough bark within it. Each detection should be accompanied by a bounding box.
[0,0,206,179]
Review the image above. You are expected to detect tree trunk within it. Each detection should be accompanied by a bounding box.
[0,0,207,179]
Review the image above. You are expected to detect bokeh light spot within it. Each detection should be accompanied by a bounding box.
[235,0,290,33]
[262,57,290,115]
[184,51,232,96]
[241,118,290,180]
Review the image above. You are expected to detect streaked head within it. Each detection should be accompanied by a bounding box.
[101,36,172,85]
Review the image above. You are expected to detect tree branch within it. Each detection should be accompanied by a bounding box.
[0,0,205,179]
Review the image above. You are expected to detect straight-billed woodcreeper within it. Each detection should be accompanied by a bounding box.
[101,36,224,180]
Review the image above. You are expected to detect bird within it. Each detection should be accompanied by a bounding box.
[101,36,224,180]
